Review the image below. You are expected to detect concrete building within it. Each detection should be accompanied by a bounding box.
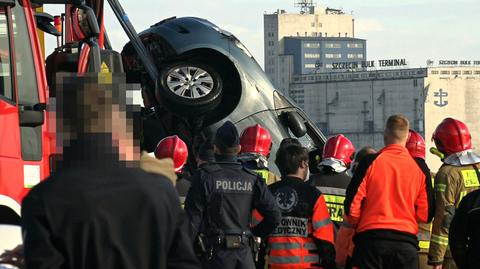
[264,6,355,93]
[289,65,480,172]
[284,37,366,74]
[290,68,428,151]
[424,66,480,171]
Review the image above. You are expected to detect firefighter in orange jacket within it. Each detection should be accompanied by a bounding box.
[254,143,335,269]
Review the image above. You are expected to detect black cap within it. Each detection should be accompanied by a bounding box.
[214,121,240,148]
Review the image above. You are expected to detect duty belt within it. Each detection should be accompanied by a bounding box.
[206,233,252,249]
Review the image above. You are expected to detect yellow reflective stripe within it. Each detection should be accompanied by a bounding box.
[418,240,430,249]
[324,195,345,204]
[323,194,345,222]
[255,170,269,182]
[431,234,449,246]
[435,184,446,193]
[461,170,480,187]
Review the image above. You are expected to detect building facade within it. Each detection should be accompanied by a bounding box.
[264,6,354,93]
[284,37,366,74]
[290,68,427,150]
[290,66,480,172]
[424,66,480,171]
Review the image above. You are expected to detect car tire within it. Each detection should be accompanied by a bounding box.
[158,59,223,115]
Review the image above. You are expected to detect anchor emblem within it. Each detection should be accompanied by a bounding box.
[434,89,448,107]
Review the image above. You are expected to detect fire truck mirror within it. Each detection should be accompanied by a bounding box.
[19,110,44,127]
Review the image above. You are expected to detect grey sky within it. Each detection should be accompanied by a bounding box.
[46,0,480,68]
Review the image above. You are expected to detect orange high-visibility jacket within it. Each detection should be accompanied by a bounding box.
[254,176,335,269]
[344,144,434,237]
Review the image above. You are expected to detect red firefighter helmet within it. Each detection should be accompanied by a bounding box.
[239,124,272,157]
[406,130,426,159]
[432,118,472,156]
[154,135,188,172]
[322,134,356,168]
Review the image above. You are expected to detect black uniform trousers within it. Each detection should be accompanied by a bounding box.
[352,239,419,269]
[202,246,255,269]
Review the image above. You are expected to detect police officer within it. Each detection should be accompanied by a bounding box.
[185,121,281,269]
[405,130,436,269]
[239,124,280,185]
[310,134,355,235]
[154,135,190,206]
[428,118,480,269]
[449,189,480,269]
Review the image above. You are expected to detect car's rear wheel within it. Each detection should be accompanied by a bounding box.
[159,60,223,115]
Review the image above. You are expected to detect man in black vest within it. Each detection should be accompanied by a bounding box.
[185,121,281,269]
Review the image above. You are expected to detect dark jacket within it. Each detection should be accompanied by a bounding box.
[264,176,335,269]
[185,155,281,239]
[310,168,351,232]
[21,134,200,269]
[449,189,480,269]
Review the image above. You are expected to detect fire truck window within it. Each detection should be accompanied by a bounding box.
[0,10,13,101]
[12,4,39,105]
[11,5,42,161]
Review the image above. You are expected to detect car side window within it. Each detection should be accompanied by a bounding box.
[0,8,13,101]
[12,4,39,105]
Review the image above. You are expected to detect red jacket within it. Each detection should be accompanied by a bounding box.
[344,144,434,236]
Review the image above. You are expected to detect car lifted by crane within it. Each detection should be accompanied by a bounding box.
[0,0,327,227]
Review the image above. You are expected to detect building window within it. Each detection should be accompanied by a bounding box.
[347,53,364,59]
[297,32,299,36]
[311,22,315,27]
[431,70,439,75]
[325,43,341,48]
[325,53,341,59]
[325,32,328,37]
[319,23,322,27]
[474,71,480,75]
[452,71,461,75]
[312,32,317,36]
[318,32,322,37]
[440,71,450,75]
[305,32,307,36]
[304,42,320,48]
[345,32,348,37]
[463,71,472,75]
[413,79,418,87]
[305,64,316,68]
[304,53,320,59]
[347,43,364,48]
[325,64,333,68]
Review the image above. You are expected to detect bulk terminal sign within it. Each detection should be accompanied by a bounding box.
[332,59,407,70]
[437,60,480,66]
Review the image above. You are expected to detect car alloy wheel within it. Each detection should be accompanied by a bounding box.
[166,66,214,100]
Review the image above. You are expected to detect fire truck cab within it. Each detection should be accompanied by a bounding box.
[0,0,51,225]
